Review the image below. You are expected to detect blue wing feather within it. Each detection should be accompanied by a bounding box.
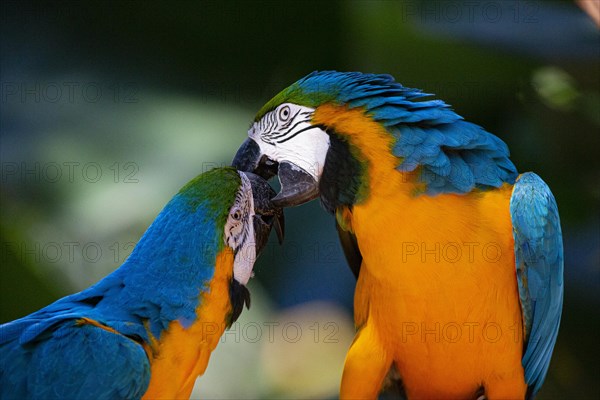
[1,316,150,399]
[510,172,564,399]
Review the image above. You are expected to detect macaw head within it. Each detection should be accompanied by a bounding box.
[223,170,284,280]
[130,167,284,329]
[216,168,285,323]
[207,168,284,322]
[233,71,517,212]
[175,167,283,281]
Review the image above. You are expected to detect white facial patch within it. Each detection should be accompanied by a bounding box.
[249,103,330,181]
[225,172,257,286]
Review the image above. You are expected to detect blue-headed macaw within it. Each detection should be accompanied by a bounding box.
[0,167,283,399]
[232,71,563,399]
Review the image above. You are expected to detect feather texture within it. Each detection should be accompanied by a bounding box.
[510,172,564,398]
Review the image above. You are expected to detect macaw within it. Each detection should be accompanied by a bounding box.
[0,167,283,399]
[233,71,563,399]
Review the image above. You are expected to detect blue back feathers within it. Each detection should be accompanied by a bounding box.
[291,71,519,194]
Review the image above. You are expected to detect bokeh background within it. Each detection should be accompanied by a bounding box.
[1,1,598,398]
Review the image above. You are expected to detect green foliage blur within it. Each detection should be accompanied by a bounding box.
[1,1,598,398]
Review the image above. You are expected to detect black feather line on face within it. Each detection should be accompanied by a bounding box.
[227,278,251,327]
[275,124,322,144]
[269,118,310,140]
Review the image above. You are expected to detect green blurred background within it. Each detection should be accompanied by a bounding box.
[1,1,598,398]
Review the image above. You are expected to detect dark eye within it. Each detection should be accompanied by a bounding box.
[231,208,242,221]
[278,105,291,121]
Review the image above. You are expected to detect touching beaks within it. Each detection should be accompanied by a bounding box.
[233,139,320,208]
[242,171,285,252]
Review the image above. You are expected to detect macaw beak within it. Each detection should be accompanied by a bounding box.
[233,138,320,208]
[242,171,285,255]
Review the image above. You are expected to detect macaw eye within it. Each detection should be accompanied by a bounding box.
[231,208,242,221]
[278,105,291,121]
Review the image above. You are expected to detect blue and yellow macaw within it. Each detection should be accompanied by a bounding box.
[0,168,283,399]
[233,71,563,399]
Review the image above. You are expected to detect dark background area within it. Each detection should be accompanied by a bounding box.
[1,1,598,398]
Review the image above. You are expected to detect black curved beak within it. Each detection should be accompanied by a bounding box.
[233,138,278,180]
[242,171,285,255]
[233,138,320,208]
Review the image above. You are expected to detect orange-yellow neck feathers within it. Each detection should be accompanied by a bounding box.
[313,103,425,205]
[142,248,234,399]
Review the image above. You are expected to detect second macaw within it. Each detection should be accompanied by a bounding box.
[0,167,283,399]
[233,71,563,399]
